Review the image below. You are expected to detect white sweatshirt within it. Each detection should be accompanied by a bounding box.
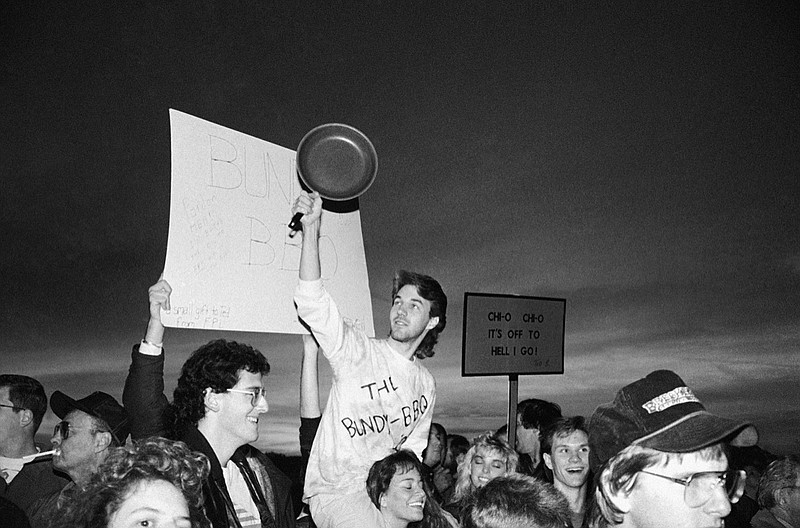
[295,279,436,499]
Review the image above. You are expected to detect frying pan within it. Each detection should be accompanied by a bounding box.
[288,123,378,232]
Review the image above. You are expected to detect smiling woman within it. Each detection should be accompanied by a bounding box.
[368,450,458,528]
[444,432,519,521]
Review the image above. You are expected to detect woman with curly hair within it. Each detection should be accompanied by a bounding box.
[52,437,210,528]
[443,432,519,521]
[367,450,458,528]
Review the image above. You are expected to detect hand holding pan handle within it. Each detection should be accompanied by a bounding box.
[288,211,307,232]
[288,123,378,235]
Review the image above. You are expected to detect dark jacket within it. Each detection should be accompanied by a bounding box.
[725,494,759,528]
[751,509,792,528]
[183,426,294,528]
[1,495,31,528]
[0,449,69,518]
[27,482,77,528]
[123,345,295,528]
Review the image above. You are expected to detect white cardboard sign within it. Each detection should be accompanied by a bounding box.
[161,109,375,336]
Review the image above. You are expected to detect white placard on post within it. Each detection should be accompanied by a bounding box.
[161,109,375,336]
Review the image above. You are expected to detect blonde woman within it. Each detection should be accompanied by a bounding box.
[444,433,519,521]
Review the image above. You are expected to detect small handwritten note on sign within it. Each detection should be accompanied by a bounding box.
[462,292,565,376]
[161,109,375,336]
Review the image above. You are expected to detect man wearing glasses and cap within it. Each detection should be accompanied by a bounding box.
[587,369,758,528]
[123,279,295,528]
[28,390,129,526]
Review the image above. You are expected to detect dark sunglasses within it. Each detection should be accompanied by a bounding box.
[53,420,103,440]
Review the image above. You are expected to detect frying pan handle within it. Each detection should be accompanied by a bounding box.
[288,212,304,233]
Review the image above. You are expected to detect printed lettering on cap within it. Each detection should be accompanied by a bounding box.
[641,386,700,414]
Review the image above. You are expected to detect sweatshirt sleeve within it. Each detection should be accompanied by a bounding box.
[294,278,346,360]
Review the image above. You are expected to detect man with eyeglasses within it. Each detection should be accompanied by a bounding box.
[752,455,800,528]
[28,390,129,527]
[586,370,758,528]
[123,279,295,528]
[0,375,69,517]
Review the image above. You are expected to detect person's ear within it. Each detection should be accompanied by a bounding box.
[601,467,633,514]
[204,388,221,413]
[379,492,387,509]
[456,453,466,466]
[778,488,790,507]
[94,431,112,453]
[426,316,439,331]
[543,452,553,471]
[18,409,34,428]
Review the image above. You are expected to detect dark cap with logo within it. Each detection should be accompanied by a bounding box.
[51,390,130,445]
[588,370,758,471]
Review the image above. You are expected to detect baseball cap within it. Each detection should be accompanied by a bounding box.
[588,370,758,471]
[51,390,130,445]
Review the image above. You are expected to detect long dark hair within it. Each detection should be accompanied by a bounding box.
[367,450,454,528]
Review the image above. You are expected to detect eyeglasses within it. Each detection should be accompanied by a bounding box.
[639,469,746,507]
[53,421,105,440]
[225,387,267,407]
[0,403,24,411]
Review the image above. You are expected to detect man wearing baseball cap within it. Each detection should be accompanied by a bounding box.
[28,390,129,527]
[587,369,758,528]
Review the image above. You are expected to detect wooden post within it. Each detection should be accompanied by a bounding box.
[507,374,519,450]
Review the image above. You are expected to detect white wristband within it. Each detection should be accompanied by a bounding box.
[139,339,163,356]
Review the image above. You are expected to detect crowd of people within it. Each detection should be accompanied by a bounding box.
[1,190,796,528]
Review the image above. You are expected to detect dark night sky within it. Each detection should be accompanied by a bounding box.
[3,1,799,454]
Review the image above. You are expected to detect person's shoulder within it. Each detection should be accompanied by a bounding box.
[240,446,292,483]
[750,509,784,528]
[26,486,65,525]
[17,456,69,485]
[342,318,372,342]
[414,360,435,381]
